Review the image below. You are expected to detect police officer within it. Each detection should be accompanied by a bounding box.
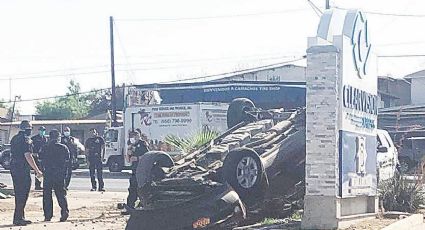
[122,130,149,215]
[41,129,70,222]
[31,126,48,190]
[61,127,78,190]
[85,128,105,191]
[10,120,43,226]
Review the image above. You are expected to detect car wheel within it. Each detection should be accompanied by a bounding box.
[108,156,124,172]
[223,148,266,205]
[1,150,11,170]
[227,98,255,129]
[136,151,175,187]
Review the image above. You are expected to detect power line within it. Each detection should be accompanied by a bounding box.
[1,87,112,104]
[113,20,137,82]
[0,54,303,81]
[115,8,308,22]
[1,56,306,104]
[306,0,323,17]
[376,41,425,47]
[162,56,307,83]
[378,54,425,58]
[335,6,425,17]
[0,64,110,78]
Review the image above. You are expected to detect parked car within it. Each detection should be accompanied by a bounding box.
[0,138,86,170]
[72,138,87,170]
[0,144,11,170]
[376,129,399,181]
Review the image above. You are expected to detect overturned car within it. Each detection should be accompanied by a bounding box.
[125,98,306,230]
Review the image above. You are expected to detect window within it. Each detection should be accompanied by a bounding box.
[105,130,118,142]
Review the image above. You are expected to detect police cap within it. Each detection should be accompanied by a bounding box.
[49,129,60,140]
[19,120,32,130]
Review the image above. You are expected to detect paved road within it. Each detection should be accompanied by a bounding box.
[0,168,130,192]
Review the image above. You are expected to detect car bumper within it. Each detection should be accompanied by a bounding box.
[125,183,245,230]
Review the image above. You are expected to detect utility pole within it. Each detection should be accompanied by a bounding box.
[9,77,12,102]
[6,95,20,143]
[325,0,330,9]
[110,16,117,127]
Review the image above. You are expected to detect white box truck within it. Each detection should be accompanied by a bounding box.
[103,102,229,172]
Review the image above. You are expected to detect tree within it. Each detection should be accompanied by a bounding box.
[86,85,125,118]
[35,81,126,120]
[36,80,92,120]
[0,99,7,108]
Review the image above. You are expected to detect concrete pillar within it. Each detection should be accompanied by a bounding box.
[302,45,341,229]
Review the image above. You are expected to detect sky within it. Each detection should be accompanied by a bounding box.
[1,0,425,114]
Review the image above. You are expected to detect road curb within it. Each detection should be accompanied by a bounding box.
[1,169,131,179]
[382,214,424,230]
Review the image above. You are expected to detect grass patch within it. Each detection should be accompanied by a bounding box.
[379,171,425,213]
[260,218,280,225]
[290,211,302,220]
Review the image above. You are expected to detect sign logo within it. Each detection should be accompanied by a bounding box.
[138,109,152,126]
[355,136,367,175]
[351,12,371,78]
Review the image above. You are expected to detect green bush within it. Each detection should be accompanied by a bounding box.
[165,130,219,154]
[379,171,425,213]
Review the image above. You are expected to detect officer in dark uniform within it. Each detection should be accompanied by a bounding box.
[61,127,78,190]
[41,129,70,222]
[84,128,105,191]
[31,126,48,190]
[122,130,149,215]
[10,120,43,226]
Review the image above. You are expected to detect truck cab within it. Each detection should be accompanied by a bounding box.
[104,126,129,172]
[376,129,399,181]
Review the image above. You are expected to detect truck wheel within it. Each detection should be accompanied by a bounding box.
[1,150,11,170]
[227,98,255,129]
[108,156,124,172]
[223,148,266,205]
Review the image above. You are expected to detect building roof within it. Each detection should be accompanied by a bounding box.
[0,119,122,126]
[378,90,400,99]
[133,80,305,91]
[405,69,425,79]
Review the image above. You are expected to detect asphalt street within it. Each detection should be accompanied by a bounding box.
[0,167,130,192]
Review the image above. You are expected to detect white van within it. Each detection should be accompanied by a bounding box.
[376,129,399,182]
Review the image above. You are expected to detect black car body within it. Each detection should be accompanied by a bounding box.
[126,99,306,230]
[0,144,11,170]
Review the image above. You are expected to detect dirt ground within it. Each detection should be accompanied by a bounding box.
[345,218,396,230]
[0,190,129,230]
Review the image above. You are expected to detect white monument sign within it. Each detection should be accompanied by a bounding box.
[302,9,378,229]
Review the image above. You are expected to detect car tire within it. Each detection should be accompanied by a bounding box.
[108,156,124,172]
[227,98,255,129]
[1,150,11,170]
[136,151,175,187]
[222,147,266,205]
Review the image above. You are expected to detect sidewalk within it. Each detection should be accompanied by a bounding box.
[0,190,128,229]
[0,168,132,179]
